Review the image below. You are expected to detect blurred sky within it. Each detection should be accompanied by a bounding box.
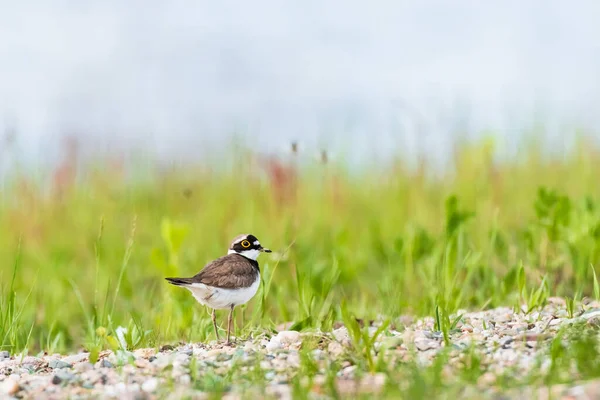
[1,0,599,167]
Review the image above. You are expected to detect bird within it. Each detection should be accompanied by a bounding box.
[165,233,271,344]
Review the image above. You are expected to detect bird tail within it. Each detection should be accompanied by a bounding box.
[165,277,194,286]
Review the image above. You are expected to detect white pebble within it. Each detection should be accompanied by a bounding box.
[62,353,89,364]
[275,330,301,345]
[266,337,282,351]
[328,342,344,356]
[1,378,19,396]
[333,327,351,344]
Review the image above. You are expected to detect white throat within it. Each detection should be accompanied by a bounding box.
[228,248,260,260]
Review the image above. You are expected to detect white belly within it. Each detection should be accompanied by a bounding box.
[185,276,260,309]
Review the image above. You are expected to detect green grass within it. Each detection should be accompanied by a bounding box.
[2,134,600,396]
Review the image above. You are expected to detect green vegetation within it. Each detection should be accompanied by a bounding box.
[2,135,600,396]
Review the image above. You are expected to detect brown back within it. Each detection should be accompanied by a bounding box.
[190,253,259,289]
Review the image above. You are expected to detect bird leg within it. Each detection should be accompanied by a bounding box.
[226,304,235,345]
[211,308,220,340]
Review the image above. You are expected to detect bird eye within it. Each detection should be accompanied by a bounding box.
[241,240,251,248]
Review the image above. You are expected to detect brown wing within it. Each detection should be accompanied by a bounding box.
[188,254,259,289]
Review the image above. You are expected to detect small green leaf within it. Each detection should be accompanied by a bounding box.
[105,336,120,351]
[89,348,99,364]
[289,316,313,332]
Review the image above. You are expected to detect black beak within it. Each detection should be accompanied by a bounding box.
[259,245,272,253]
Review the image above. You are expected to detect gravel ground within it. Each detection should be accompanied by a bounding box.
[2,299,600,399]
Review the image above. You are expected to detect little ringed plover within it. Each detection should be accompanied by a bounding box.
[165,234,271,344]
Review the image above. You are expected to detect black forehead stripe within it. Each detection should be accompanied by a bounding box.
[232,239,261,249]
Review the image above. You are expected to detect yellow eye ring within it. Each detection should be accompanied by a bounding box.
[241,240,251,248]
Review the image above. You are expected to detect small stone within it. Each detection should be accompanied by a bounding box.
[134,348,156,359]
[414,338,438,351]
[478,372,496,386]
[554,310,569,318]
[152,353,174,370]
[453,341,469,351]
[135,358,150,369]
[141,378,159,393]
[516,325,528,332]
[49,359,73,369]
[216,353,232,362]
[265,371,276,381]
[0,351,9,360]
[423,331,443,340]
[496,313,512,323]
[159,344,175,352]
[328,342,344,356]
[1,378,19,395]
[582,309,600,320]
[51,369,76,385]
[311,349,324,359]
[62,353,89,364]
[359,373,387,393]
[178,347,193,356]
[333,327,351,345]
[341,365,357,378]
[587,317,600,328]
[380,337,403,349]
[12,356,44,372]
[100,359,114,368]
[74,362,94,373]
[173,353,190,366]
[275,330,301,345]
[266,337,282,351]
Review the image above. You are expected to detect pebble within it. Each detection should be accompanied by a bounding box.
[333,327,351,345]
[266,337,283,351]
[414,338,439,351]
[62,353,89,364]
[74,362,94,373]
[134,348,156,359]
[274,330,301,345]
[49,359,73,369]
[359,373,387,393]
[52,370,76,385]
[141,378,159,393]
[178,347,193,356]
[328,342,344,356]
[1,378,19,395]
[1,302,599,398]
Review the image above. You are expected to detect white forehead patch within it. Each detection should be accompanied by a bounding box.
[254,240,260,245]
[231,234,250,245]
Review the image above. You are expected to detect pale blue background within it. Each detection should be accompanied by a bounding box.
[1,1,599,168]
